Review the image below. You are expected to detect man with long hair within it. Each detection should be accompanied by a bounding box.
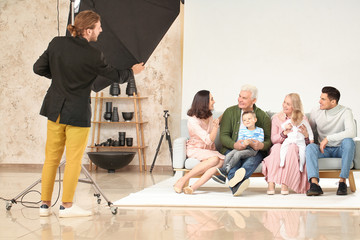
[34,10,144,217]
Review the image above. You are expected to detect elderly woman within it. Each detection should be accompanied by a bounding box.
[173,90,224,194]
[262,93,311,194]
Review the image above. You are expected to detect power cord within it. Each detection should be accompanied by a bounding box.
[1,166,62,209]
[1,0,63,210]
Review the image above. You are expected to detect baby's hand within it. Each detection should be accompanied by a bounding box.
[243,139,251,146]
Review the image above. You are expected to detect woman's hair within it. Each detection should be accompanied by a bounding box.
[187,90,212,119]
[67,10,101,37]
[291,109,304,126]
[287,93,304,113]
[322,86,340,103]
[241,84,258,100]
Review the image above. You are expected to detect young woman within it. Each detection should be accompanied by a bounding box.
[173,90,224,194]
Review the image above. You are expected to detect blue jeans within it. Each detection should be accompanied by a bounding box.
[305,138,355,182]
[227,151,264,189]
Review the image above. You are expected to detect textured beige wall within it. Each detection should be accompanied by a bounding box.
[0,0,182,168]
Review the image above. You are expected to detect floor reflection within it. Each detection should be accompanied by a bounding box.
[1,166,360,239]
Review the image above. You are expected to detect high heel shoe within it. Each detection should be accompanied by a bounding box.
[281,190,289,195]
[183,186,194,194]
[173,185,182,194]
[281,185,289,195]
[267,190,275,195]
[267,182,275,195]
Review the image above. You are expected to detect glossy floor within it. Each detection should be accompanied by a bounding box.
[1,166,359,239]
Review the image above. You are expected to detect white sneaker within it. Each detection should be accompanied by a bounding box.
[228,168,246,187]
[59,204,92,218]
[39,204,52,217]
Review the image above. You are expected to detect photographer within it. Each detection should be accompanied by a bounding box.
[34,10,144,217]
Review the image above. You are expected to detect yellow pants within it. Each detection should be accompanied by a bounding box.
[41,116,90,203]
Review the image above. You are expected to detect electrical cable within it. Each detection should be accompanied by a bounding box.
[0,1,63,209]
[0,166,62,209]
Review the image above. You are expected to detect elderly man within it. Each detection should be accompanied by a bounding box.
[306,86,356,196]
[213,85,271,196]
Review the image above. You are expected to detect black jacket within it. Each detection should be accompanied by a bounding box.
[34,36,133,127]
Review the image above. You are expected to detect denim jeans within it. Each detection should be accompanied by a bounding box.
[305,138,355,182]
[227,151,264,189]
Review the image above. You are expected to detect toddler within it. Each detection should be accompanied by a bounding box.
[217,111,264,177]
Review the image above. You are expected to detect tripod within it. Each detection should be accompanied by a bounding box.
[150,110,173,173]
[5,160,118,215]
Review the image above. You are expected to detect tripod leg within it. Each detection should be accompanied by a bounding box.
[150,131,165,173]
[166,131,174,166]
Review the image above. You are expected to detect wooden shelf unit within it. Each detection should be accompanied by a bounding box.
[89,92,148,172]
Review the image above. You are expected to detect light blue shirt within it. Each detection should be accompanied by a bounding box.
[237,127,264,142]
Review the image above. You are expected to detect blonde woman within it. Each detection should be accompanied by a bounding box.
[262,93,311,194]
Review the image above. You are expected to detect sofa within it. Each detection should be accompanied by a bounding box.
[173,111,360,192]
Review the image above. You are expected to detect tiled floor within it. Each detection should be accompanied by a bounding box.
[1,165,359,239]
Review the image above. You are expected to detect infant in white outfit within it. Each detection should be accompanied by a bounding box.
[280,110,314,172]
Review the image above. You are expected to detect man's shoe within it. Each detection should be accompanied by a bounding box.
[231,179,250,196]
[228,168,246,187]
[216,167,228,178]
[336,182,348,195]
[59,204,92,218]
[212,174,226,184]
[39,204,52,217]
[306,183,323,196]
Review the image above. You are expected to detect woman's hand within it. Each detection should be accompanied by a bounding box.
[283,123,293,135]
[298,124,309,138]
[213,118,220,128]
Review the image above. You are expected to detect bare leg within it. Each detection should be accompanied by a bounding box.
[267,182,275,195]
[281,184,289,195]
[174,156,221,192]
[190,159,224,191]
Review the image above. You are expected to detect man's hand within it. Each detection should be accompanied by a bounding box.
[249,140,264,151]
[131,62,145,74]
[233,140,246,150]
[320,137,328,153]
[243,139,251,146]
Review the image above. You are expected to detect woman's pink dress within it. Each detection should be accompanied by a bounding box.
[186,116,224,161]
[262,113,310,193]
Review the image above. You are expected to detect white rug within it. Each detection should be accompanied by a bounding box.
[114,172,360,209]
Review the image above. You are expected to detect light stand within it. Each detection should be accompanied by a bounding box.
[150,110,173,173]
[5,160,118,215]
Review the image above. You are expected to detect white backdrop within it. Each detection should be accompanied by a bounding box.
[182,0,360,135]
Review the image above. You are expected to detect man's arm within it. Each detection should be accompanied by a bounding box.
[220,108,236,150]
[327,109,356,142]
[257,112,271,151]
[33,47,52,79]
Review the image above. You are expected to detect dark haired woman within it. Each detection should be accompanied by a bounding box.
[173,90,224,194]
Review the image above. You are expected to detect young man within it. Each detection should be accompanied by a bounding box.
[34,10,144,217]
[306,86,356,196]
[213,85,271,196]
